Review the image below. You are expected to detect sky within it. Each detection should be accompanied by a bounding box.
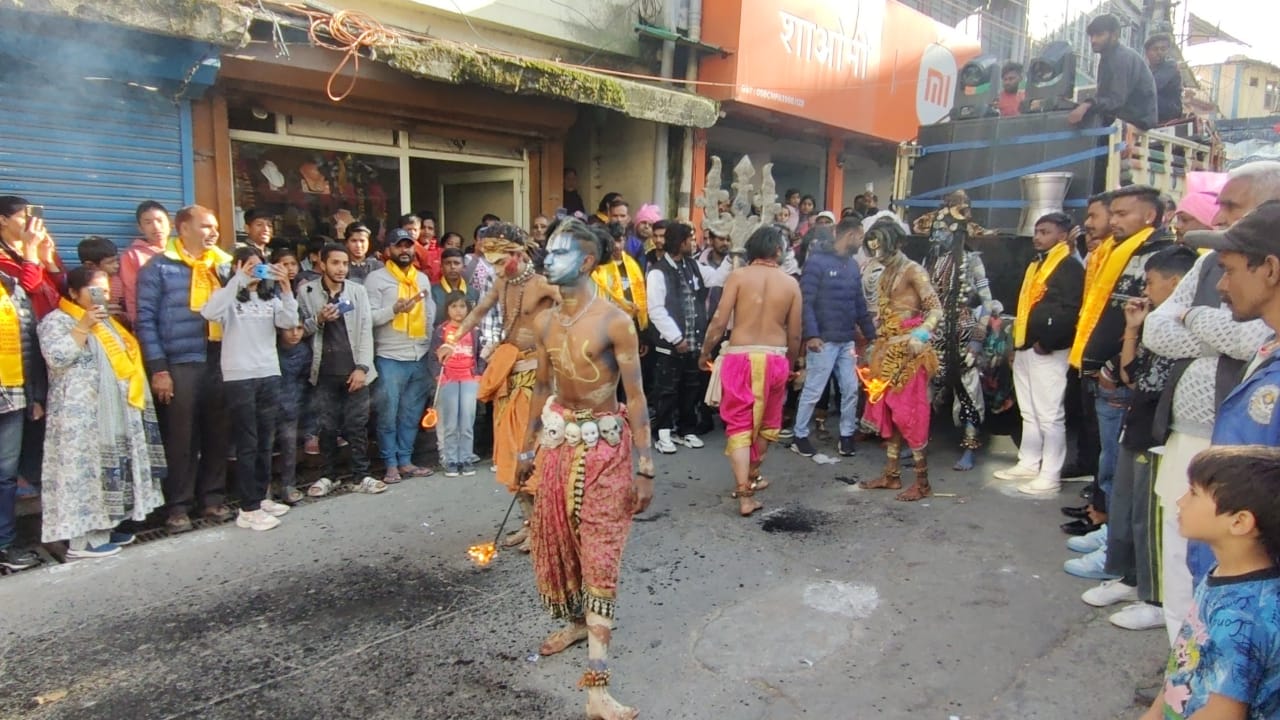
[1185,0,1280,65]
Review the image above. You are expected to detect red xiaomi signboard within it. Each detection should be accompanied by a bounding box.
[699,0,983,141]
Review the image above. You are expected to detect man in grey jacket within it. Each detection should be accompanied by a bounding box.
[298,243,385,496]
[365,229,435,485]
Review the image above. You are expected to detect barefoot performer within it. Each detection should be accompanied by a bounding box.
[517,218,654,720]
[858,216,943,502]
[698,225,801,516]
[441,224,559,551]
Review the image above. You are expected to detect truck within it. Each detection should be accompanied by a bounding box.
[890,112,1223,310]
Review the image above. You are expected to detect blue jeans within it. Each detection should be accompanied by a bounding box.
[373,356,430,467]
[0,410,23,548]
[1094,380,1132,507]
[438,380,478,467]
[793,341,859,439]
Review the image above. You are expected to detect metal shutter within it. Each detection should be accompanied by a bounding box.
[0,78,192,259]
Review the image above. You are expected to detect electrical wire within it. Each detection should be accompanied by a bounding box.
[286,4,400,101]
[262,2,956,100]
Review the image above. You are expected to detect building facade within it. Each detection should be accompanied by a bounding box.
[0,0,718,254]
[695,0,981,220]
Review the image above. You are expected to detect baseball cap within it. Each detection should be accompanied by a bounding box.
[387,228,415,245]
[1184,200,1280,256]
[816,210,838,223]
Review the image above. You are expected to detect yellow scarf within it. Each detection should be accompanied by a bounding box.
[166,238,231,341]
[1083,236,1115,294]
[386,262,426,339]
[0,282,24,387]
[1014,242,1071,347]
[593,255,648,329]
[1069,227,1154,368]
[59,298,147,409]
[439,276,468,295]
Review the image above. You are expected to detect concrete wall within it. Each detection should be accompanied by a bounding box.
[704,126,828,207]
[566,109,659,216]
[840,144,895,211]
[359,0,648,60]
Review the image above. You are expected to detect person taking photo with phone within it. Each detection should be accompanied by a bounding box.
[37,266,166,558]
[0,196,65,320]
[201,247,299,531]
[298,243,385,497]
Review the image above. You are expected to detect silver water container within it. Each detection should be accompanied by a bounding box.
[1018,172,1073,236]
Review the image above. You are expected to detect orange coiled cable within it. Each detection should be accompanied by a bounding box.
[289,6,399,102]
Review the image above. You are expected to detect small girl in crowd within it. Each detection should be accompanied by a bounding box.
[275,323,312,504]
[201,246,299,532]
[269,246,302,291]
[431,292,480,477]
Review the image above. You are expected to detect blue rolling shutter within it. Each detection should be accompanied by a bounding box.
[0,78,191,260]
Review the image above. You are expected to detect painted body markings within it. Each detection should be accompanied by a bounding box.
[544,229,586,286]
[548,333,604,384]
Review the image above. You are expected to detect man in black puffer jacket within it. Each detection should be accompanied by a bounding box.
[995,212,1084,495]
[789,221,876,458]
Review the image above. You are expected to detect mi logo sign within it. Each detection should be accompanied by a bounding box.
[924,68,952,108]
[916,45,958,125]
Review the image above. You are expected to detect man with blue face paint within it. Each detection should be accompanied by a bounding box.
[517,217,654,720]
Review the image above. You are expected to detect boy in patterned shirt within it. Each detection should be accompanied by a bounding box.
[1141,445,1280,720]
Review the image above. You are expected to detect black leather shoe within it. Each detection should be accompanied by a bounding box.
[1079,485,1094,500]
[1061,505,1090,519]
[1061,519,1101,536]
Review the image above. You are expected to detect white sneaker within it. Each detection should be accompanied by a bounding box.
[236,509,281,532]
[1067,524,1108,553]
[993,464,1039,481]
[260,499,291,517]
[1017,477,1061,496]
[1081,579,1138,607]
[678,434,705,449]
[655,437,678,454]
[1109,602,1165,630]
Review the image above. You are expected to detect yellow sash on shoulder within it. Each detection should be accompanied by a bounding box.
[386,262,427,339]
[59,298,147,409]
[1069,228,1153,368]
[0,282,24,387]
[1013,242,1071,347]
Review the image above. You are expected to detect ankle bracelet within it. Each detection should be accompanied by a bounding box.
[578,669,611,688]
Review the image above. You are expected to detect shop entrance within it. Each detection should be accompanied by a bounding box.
[228,109,528,244]
[408,159,525,239]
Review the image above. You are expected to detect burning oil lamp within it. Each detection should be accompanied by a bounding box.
[466,493,522,567]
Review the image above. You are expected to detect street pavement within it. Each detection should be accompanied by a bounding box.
[0,430,1164,720]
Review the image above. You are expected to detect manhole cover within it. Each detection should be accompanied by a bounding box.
[760,505,830,534]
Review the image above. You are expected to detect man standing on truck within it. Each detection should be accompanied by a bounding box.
[1068,13,1157,130]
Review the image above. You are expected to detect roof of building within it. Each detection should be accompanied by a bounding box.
[1183,41,1280,73]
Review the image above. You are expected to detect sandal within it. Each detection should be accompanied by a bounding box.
[307,478,337,498]
[354,476,389,494]
[282,487,305,505]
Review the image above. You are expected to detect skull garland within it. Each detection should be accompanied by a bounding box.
[581,421,599,448]
[597,416,622,446]
[564,422,582,446]
[541,404,566,448]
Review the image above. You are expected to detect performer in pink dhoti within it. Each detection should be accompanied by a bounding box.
[858,216,944,502]
[699,224,802,517]
[517,218,654,720]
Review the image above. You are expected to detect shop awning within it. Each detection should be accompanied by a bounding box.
[376,41,719,129]
[0,0,719,129]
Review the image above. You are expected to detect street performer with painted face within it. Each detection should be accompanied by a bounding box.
[517,217,654,720]
[917,190,1002,472]
[439,223,559,551]
[858,216,944,501]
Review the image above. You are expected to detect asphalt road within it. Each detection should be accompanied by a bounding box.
[0,430,1164,720]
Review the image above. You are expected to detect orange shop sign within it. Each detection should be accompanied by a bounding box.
[699,0,982,141]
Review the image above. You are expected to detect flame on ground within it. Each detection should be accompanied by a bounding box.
[468,542,497,567]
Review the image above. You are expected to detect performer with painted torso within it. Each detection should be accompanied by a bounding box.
[439,223,559,551]
[517,217,654,720]
[916,190,1002,471]
[858,217,944,502]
